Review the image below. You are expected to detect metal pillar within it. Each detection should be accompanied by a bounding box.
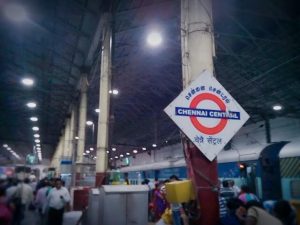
[56,136,64,176]
[95,13,112,187]
[76,75,88,182]
[181,0,219,225]
[70,107,77,187]
[63,119,71,157]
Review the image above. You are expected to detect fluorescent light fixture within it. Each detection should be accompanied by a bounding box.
[75,136,79,140]
[142,147,147,151]
[36,143,40,147]
[152,144,157,147]
[7,147,11,150]
[112,147,116,151]
[34,134,40,138]
[120,154,124,157]
[95,108,100,113]
[90,147,94,151]
[273,104,282,111]
[106,151,109,154]
[110,158,113,160]
[86,121,93,126]
[147,32,162,47]
[34,139,40,143]
[3,144,8,148]
[115,156,119,159]
[21,78,34,86]
[32,127,39,131]
[36,147,41,150]
[30,117,38,122]
[133,149,138,154]
[109,90,112,94]
[27,102,36,108]
[86,150,90,153]
[94,156,97,159]
[112,89,119,95]
[126,152,130,155]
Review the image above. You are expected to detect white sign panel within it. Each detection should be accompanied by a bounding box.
[164,70,250,161]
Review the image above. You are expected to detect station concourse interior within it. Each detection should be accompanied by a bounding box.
[0,0,300,225]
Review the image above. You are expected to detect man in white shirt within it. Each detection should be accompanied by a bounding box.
[47,178,71,225]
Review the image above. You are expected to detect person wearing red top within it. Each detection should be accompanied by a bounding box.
[0,188,12,225]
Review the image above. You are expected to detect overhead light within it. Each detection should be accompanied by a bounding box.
[133,149,138,154]
[7,147,11,150]
[36,143,40,147]
[106,151,109,153]
[86,121,93,126]
[109,90,112,94]
[95,108,100,113]
[142,147,147,151]
[112,147,116,151]
[86,150,90,154]
[27,102,37,108]
[110,158,113,160]
[90,147,94,151]
[120,154,124,158]
[36,147,41,150]
[32,126,39,131]
[3,3,28,23]
[34,134,40,138]
[273,104,282,111]
[30,117,38,122]
[34,139,40,143]
[83,153,86,156]
[75,136,79,140]
[115,156,119,159]
[147,31,162,47]
[112,89,119,95]
[94,156,97,159]
[126,152,130,155]
[152,144,157,147]
[21,78,34,86]
[3,144,8,148]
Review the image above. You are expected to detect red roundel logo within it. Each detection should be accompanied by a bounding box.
[189,93,228,135]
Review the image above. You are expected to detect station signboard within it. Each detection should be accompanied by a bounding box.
[164,70,250,161]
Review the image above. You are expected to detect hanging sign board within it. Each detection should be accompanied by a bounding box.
[164,70,250,161]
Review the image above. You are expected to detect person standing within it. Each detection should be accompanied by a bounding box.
[47,178,70,225]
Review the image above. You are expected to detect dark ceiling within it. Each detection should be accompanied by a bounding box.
[0,0,299,164]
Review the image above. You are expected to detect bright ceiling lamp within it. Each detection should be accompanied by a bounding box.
[147,32,162,47]
[34,139,40,143]
[152,144,157,147]
[106,151,109,153]
[34,134,40,138]
[27,102,36,108]
[112,89,119,95]
[3,144,8,148]
[36,147,41,150]
[32,126,39,131]
[86,150,90,154]
[75,136,79,140]
[3,3,27,23]
[30,117,38,122]
[21,78,34,86]
[142,147,147,151]
[273,104,282,111]
[133,149,138,154]
[95,108,100,113]
[112,147,116,151]
[7,147,11,151]
[126,152,130,155]
[90,147,94,151]
[86,121,93,126]
[115,156,119,159]
[36,143,40,147]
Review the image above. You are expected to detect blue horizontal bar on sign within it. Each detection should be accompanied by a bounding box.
[61,160,72,165]
[175,107,240,120]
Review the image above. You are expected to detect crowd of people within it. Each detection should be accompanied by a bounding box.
[145,177,297,225]
[0,176,70,225]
